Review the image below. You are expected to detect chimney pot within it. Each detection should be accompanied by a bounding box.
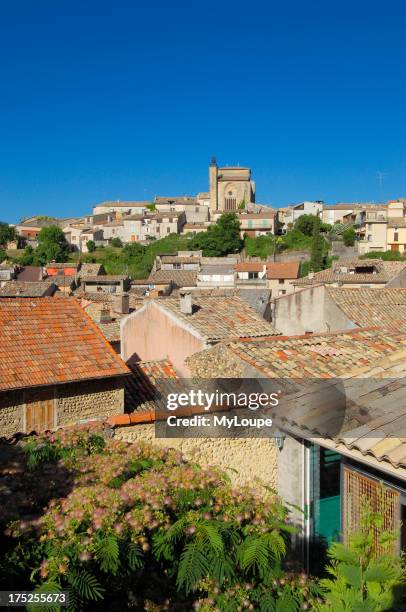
[180,290,193,315]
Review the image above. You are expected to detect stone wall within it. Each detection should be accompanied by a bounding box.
[0,378,125,438]
[115,423,278,488]
[0,391,24,438]
[56,378,124,426]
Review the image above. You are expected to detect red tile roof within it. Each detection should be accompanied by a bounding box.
[0,298,130,392]
[266,261,300,279]
[236,262,265,272]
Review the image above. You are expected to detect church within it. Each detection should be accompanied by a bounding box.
[208,157,256,216]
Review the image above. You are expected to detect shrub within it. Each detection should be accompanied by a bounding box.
[316,492,406,611]
[3,426,317,610]
[86,240,96,253]
[342,226,356,247]
[110,237,123,248]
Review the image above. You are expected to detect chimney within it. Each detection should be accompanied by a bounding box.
[114,292,130,315]
[99,307,111,323]
[179,290,192,315]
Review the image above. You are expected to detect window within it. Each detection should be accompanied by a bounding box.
[278,279,285,284]
[195,207,199,212]
[167,227,170,234]
[394,232,399,242]
[173,263,181,269]
[279,289,286,295]
[248,272,258,279]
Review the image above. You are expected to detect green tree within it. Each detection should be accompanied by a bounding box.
[0,248,6,263]
[295,214,331,236]
[317,492,406,611]
[33,225,70,264]
[342,226,356,246]
[110,237,123,248]
[19,245,35,265]
[86,240,96,253]
[310,216,326,272]
[2,426,318,610]
[190,213,243,256]
[0,222,17,247]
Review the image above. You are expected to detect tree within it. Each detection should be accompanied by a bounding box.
[0,248,6,263]
[33,225,70,264]
[317,491,406,611]
[295,215,331,236]
[342,226,356,247]
[86,240,96,253]
[2,426,318,610]
[110,237,123,248]
[190,213,243,256]
[19,245,35,265]
[310,216,326,272]
[0,222,17,247]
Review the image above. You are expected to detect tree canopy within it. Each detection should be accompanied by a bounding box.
[33,225,70,264]
[294,214,331,237]
[0,222,17,247]
[190,213,243,256]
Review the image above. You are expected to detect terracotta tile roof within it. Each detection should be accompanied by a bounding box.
[148,269,198,287]
[270,350,406,475]
[266,261,300,279]
[327,287,406,332]
[16,266,43,282]
[294,260,406,286]
[187,328,406,378]
[0,298,130,392]
[388,218,406,227]
[78,263,105,277]
[160,295,278,341]
[236,262,265,272]
[82,275,128,282]
[124,359,181,414]
[0,281,57,297]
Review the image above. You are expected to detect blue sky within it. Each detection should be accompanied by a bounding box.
[1,0,406,222]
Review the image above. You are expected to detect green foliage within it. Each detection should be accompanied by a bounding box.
[32,225,70,265]
[244,234,283,260]
[360,250,406,261]
[316,491,406,611]
[22,430,106,470]
[77,234,193,278]
[0,247,6,263]
[3,426,317,610]
[0,222,17,247]
[190,213,243,256]
[146,203,156,211]
[342,226,356,246]
[110,237,123,248]
[294,215,330,237]
[18,245,35,265]
[86,240,96,252]
[310,216,328,272]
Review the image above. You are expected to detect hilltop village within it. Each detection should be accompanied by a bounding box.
[2,159,406,607]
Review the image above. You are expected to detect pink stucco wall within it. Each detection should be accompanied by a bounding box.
[121,302,206,376]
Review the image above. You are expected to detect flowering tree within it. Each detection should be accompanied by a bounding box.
[2,425,318,610]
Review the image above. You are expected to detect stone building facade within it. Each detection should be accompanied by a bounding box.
[0,378,125,438]
[209,157,255,216]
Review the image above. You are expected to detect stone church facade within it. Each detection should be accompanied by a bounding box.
[209,157,255,216]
